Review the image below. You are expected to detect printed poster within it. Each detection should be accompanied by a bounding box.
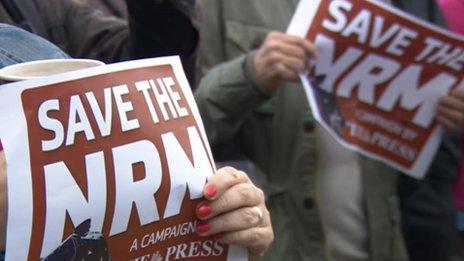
[288,0,464,178]
[0,57,247,260]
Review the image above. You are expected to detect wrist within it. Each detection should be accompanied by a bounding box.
[244,53,273,98]
[250,53,278,94]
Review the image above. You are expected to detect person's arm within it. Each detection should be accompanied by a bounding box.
[195,12,315,146]
[58,0,129,62]
[194,53,272,145]
[59,0,197,63]
[193,0,265,146]
[195,32,318,146]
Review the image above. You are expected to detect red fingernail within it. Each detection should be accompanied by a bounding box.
[205,185,217,198]
[214,233,223,240]
[197,220,210,233]
[197,202,212,218]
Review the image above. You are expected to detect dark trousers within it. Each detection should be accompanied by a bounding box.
[399,174,462,261]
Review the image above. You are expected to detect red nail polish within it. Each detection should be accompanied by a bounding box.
[214,233,223,240]
[197,220,210,233]
[205,185,217,198]
[197,202,212,218]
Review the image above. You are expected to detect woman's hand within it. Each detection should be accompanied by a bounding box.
[195,167,274,259]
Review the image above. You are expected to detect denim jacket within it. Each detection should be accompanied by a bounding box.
[0,23,68,68]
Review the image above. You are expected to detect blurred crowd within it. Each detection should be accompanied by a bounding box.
[0,0,463,260]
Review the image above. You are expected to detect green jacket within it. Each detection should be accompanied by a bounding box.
[195,0,411,260]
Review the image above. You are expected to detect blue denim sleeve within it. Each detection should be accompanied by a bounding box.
[0,23,69,68]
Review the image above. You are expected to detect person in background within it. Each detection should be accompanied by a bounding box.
[83,0,128,19]
[0,23,274,260]
[86,0,199,85]
[0,0,198,83]
[391,1,464,260]
[437,0,464,256]
[436,0,464,35]
[194,0,464,260]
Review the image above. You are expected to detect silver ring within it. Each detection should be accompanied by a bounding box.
[252,206,264,226]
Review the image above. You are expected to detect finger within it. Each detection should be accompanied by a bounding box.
[436,105,464,126]
[282,55,306,72]
[439,95,464,112]
[197,206,265,236]
[197,183,264,220]
[203,167,251,200]
[217,226,274,257]
[450,89,464,100]
[268,53,306,73]
[274,33,317,58]
[436,115,459,132]
[265,41,308,61]
[301,39,317,58]
[273,63,300,82]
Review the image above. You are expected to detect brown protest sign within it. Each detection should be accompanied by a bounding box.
[288,0,464,178]
[0,57,246,260]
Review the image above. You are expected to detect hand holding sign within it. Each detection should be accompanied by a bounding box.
[287,0,464,177]
[196,167,273,259]
[253,31,316,92]
[437,89,464,132]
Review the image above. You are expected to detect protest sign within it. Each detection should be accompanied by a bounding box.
[288,0,464,178]
[0,57,247,260]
